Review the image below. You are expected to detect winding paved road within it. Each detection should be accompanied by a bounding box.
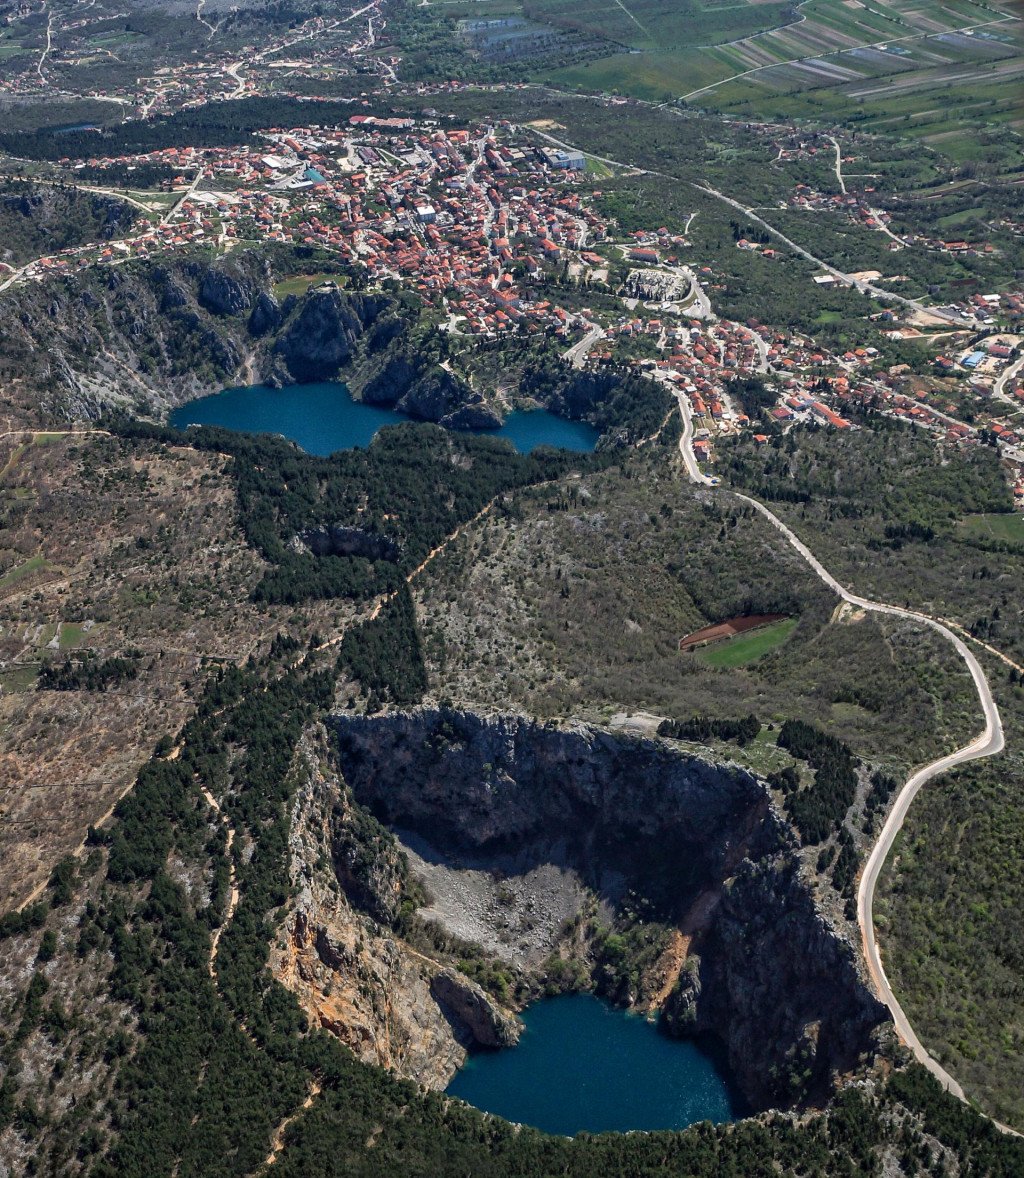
[563,320,604,369]
[675,406,1014,1128]
[526,126,962,324]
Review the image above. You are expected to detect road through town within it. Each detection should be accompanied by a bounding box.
[675,407,1014,1130]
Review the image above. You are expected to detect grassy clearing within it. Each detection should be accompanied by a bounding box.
[0,444,27,482]
[0,665,38,692]
[662,724,802,776]
[58,621,90,649]
[958,512,1024,545]
[0,554,46,593]
[584,156,615,178]
[272,271,346,298]
[698,616,798,667]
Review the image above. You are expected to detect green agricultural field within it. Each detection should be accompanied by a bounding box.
[430,0,521,16]
[58,622,90,649]
[547,48,733,98]
[526,0,790,50]
[959,512,1024,545]
[529,0,1024,160]
[699,617,798,667]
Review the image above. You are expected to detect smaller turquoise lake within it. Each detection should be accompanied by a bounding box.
[169,382,598,456]
[445,994,743,1137]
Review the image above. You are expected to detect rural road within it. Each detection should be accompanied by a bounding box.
[994,353,1024,402]
[527,125,961,325]
[674,389,712,485]
[693,183,959,323]
[732,489,1009,1120]
[675,408,1011,1124]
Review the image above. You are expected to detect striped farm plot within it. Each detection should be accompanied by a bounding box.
[680,0,1021,98]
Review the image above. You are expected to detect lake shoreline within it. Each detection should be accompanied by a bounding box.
[170,381,599,456]
[445,993,745,1137]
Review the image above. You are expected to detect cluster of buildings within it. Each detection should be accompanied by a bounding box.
[0,0,382,111]
[788,183,903,247]
[4,102,1023,510]
[11,119,613,340]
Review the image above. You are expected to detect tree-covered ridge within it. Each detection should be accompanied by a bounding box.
[718,415,1011,527]
[0,98,395,162]
[778,718,860,846]
[37,651,140,692]
[338,586,427,709]
[878,750,1024,1130]
[0,181,138,266]
[658,713,761,747]
[115,418,605,605]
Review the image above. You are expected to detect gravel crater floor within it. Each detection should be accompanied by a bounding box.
[396,830,591,969]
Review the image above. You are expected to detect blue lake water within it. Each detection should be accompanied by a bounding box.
[445,994,743,1137]
[169,382,598,456]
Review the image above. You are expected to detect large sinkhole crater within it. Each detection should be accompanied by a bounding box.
[328,708,887,1117]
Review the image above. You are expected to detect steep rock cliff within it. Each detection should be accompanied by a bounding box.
[330,708,888,1110]
[273,727,521,1089]
[271,287,391,383]
[294,525,402,563]
[0,251,409,421]
[357,348,501,430]
[695,856,884,1108]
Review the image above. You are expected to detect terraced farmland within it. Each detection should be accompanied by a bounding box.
[544,0,1024,155]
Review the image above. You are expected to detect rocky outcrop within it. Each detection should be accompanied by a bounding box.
[248,290,282,337]
[360,353,502,430]
[295,525,401,563]
[0,249,417,421]
[272,288,390,383]
[0,181,137,267]
[331,709,776,906]
[430,971,521,1049]
[696,857,885,1109]
[330,708,889,1110]
[198,267,253,317]
[274,726,522,1089]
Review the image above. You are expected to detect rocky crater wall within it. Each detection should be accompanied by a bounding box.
[330,708,888,1110]
[275,728,521,1090]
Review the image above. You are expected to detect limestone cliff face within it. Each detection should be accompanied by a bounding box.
[1,248,518,432]
[695,857,885,1108]
[271,287,391,383]
[0,252,409,420]
[294,525,401,563]
[273,728,520,1089]
[331,709,777,910]
[330,708,888,1110]
[357,349,502,431]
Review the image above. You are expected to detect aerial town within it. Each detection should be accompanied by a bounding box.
[2,109,1021,508]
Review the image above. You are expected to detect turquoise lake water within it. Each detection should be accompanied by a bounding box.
[445,994,742,1137]
[169,382,598,456]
